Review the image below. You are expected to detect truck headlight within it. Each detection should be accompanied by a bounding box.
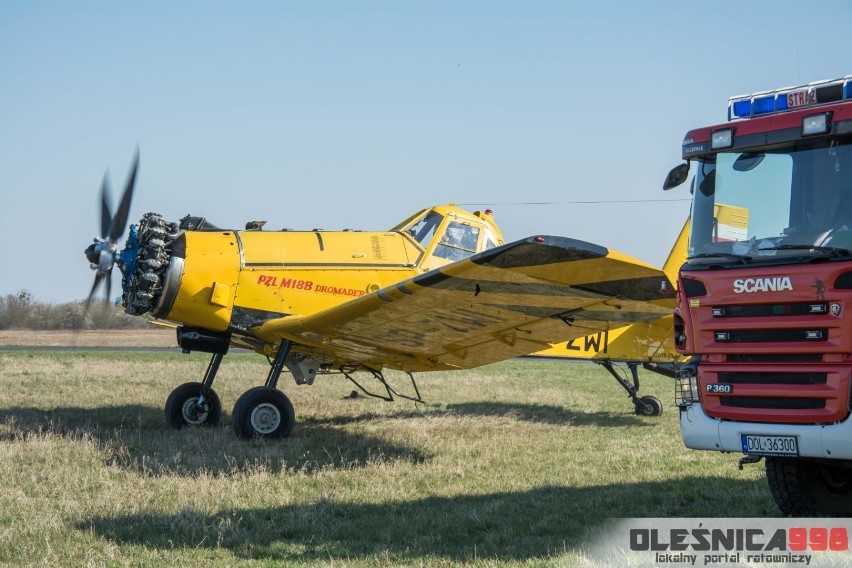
[676,372,700,407]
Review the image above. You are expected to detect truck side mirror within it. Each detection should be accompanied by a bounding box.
[663,163,690,190]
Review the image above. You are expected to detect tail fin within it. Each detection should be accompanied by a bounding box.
[662,217,690,287]
[662,203,751,286]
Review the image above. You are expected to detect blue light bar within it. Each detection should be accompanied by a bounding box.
[752,95,775,115]
[727,75,852,121]
[730,98,751,119]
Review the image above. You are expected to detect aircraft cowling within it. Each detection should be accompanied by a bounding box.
[120,213,241,332]
[156,229,241,331]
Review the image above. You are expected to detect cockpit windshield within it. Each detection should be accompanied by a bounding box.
[434,221,480,261]
[405,211,443,247]
[688,138,852,263]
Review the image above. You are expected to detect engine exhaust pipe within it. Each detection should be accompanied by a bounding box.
[177,326,231,355]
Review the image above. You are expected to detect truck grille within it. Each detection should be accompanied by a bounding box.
[719,397,826,410]
[714,328,827,343]
[718,371,827,385]
[712,302,828,318]
[699,364,852,424]
[726,354,822,363]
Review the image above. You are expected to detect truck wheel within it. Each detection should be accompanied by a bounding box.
[765,457,852,516]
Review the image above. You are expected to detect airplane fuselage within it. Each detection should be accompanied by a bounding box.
[118,205,506,354]
[154,228,424,332]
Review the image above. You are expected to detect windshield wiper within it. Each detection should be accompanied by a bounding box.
[687,252,752,263]
[761,244,852,257]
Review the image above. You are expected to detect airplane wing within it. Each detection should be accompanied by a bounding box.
[529,218,691,364]
[529,316,684,363]
[252,236,676,372]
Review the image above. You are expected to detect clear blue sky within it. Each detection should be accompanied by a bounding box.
[1,1,850,303]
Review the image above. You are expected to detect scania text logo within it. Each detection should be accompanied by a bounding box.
[733,276,793,294]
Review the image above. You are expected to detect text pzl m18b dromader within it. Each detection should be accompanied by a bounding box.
[664,75,852,516]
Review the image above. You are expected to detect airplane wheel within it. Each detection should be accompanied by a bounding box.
[634,395,663,417]
[232,387,295,440]
[165,382,222,428]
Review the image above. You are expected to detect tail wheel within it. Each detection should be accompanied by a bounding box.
[634,395,663,416]
[232,387,295,440]
[165,382,222,428]
[766,457,852,516]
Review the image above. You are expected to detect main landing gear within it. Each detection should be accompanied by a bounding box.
[597,360,663,417]
[165,340,297,439]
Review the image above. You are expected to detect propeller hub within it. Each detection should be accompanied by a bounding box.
[97,248,116,274]
[84,242,99,265]
[84,240,117,274]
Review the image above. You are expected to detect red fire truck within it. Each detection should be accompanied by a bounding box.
[664,75,852,516]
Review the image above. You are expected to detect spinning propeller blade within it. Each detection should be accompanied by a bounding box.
[84,151,139,308]
[85,272,105,310]
[108,150,138,243]
[100,174,112,240]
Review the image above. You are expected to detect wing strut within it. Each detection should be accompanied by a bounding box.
[344,369,425,404]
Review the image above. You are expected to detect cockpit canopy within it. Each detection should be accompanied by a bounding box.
[392,204,505,269]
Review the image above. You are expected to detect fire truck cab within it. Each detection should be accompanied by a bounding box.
[665,75,852,516]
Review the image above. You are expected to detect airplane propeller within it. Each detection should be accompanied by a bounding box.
[84,151,139,308]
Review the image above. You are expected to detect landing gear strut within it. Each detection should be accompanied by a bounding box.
[597,361,663,417]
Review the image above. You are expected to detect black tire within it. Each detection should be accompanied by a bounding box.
[765,457,852,516]
[164,382,222,428]
[634,395,663,416]
[232,387,295,440]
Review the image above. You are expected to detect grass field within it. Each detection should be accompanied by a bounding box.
[0,347,778,567]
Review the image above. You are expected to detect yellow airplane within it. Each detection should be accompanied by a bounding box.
[85,154,684,439]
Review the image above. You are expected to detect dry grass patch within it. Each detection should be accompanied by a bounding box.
[0,329,175,347]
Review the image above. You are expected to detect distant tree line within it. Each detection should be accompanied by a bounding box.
[0,291,150,330]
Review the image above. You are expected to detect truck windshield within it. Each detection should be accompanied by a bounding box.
[689,138,852,263]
